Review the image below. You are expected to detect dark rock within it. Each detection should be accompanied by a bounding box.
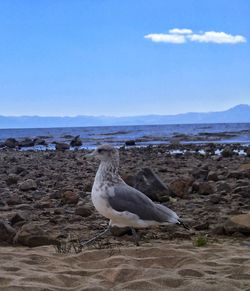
[246,147,250,157]
[19,179,37,191]
[18,138,34,147]
[194,221,209,230]
[33,138,47,146]
[125,140,136,146]
[124,168,171,202]
[14,223,57,247]
[224,213,250,235]
[191,168,208,180]
[55,142,70,151]
[5,174,19,186]
[6,195,23,206]
[209,194,221,204]
[0,220,16,244]
[234,186,250,198]
[70,135,82,147]
[169,177,193,198]
[75,206,92,217]
[4,138,18,148]
[207,171,218,181]
[198,182,214,195]
[61,190,79,205]
[221,147,234,158]
[216,181,231,193]
[10,213,27,226]
[111,226,131,237]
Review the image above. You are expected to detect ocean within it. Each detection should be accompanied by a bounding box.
[0,123,250,149]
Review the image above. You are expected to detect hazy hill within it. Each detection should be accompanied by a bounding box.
[0,104,249,129]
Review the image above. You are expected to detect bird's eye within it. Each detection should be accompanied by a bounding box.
[97,149,104,153]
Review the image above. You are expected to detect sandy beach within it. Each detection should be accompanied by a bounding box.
[0,239,250,291]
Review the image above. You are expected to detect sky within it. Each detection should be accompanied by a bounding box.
[0,0,249,117]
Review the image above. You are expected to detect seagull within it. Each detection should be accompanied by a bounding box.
[83,144,185,246]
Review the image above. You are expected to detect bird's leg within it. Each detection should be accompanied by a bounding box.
[80,223,111,247]
[131,228,140,246]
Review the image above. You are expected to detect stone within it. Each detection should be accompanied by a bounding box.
[224,213,250,235]
[18,138,34,147]
[75,206,92,217]
[209,194,221,204]
[10,213,27,226]
[111,226,131,237]
[55,142,70,151]
[216,181,231,193]
[4,138,18,148]
[33,138,46,146]
[246,147,250,157]
[19,179,37,191]
[198,182,214,195]
[14,223,57,247]
[207,171,218,181]
[194,221,209,230]
[61,190,79,205]
[5,174,19,186]
[0,220,16,244]
[70,135,82,147]
[169,177,193,198]
[221,147,234,158]
[124,168,171,202]
[125,140,136,146]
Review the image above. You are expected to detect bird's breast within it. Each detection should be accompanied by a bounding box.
[91,183,114,219]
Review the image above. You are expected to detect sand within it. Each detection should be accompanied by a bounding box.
[0,239,250,291]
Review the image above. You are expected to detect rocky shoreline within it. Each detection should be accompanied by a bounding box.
[0,143,249,248]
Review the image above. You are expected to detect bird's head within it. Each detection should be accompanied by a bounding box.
[86,144,119,162]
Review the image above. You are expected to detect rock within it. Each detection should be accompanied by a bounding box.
[18,138,34,147]
[61,190,79,205]
[55,142,70,151]
[70,135,82,147]
[6,195,23,206]
[10,213,27,226]
[111,226,131,237]
[14,223,57,247]
[125,140,136,146]
[224,213,250,235]
[209,194,221,204]
[5,174,19,186]
[19,179,37,191]
[198,182,214,195]
[246,147,250,157]
[191,168,208,180]
[234,186,250,198]
[207,171,218,181]
[75,206,92,217]
[0,220,16,244]
[124,168,171,202]
[4,138,18,148]
[194,221,209,230]
[221,147,234,158]
[34,138,46,146]
[169,177,193,198]
[216,181,231,193]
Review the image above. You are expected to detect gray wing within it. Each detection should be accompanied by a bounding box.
[108,184,179,223]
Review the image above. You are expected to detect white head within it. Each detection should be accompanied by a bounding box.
[87,144,119,163]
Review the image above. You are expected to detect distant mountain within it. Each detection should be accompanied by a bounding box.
[0,104,249,129]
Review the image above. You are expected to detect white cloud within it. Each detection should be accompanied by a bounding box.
[187,31,246,44]
[169,28,193,34]
[144,33,186,44]
[144,28,247,44]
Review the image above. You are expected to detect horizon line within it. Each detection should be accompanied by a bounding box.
[0,104,249,118]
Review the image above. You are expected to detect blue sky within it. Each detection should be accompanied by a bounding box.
[0,0,249,116]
